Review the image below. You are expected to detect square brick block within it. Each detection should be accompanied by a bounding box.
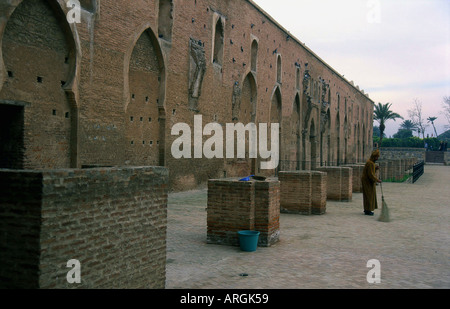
[207,178,280,247]
[315,167,352,201]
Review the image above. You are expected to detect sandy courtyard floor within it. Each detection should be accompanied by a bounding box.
[166,165,450,289]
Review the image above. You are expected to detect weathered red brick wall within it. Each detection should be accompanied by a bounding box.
[0,0,375,191]
[0,166,168,289]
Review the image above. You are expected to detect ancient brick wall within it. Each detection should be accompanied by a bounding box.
[0,166,168,288]
[0,0,375,191]
[379,148,426,162]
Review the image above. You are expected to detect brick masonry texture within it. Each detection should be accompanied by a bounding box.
[207,178,280,247]
[0,166,168,288]
[0,0,375,191]
[279,171,327,215]
[341,164,364,193]
[311,171,327,214]
[315,167,352,201]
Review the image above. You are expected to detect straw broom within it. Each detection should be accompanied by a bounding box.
[378,168,390,222]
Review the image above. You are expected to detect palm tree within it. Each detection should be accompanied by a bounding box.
[427,116,438,137]
[374,102,403,147]
[400,119,417,132]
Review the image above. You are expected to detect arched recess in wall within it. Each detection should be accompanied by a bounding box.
[212,15,224,66]
[344,116,348,164]
[251,39,258,72]
[241,72,257,173]
[158,0,173,41]
[276,55,282,84]
[125,27,166,167]
[335,112,341,166]
[0,0,79,169]
[309,119,317,169]
[326,109,331,166]
[240,72,257,124]
[270,86,282,172]
[357,123,361,163]
[292,94,301,170]
[362,123,366,163]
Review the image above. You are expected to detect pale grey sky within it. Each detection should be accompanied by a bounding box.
[252,0,450,137]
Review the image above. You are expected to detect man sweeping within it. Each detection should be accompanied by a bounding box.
[361,149,382,216]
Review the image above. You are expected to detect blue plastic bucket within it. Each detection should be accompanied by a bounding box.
[237,230,260,252]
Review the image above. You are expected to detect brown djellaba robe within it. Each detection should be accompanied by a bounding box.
[361,151,380,212]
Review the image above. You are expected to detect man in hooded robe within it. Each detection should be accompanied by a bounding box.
[361,149,382,215]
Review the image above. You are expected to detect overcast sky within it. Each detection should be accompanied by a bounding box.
[252,0,450,137]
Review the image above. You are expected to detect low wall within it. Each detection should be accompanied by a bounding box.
[379,147,425,162]
[207,178,280,247]
[378,158,417,181]
[0,166,168,289]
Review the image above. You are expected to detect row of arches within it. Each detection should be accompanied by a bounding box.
[0,0,370,172]
[236,70,369,174]
[0,0,168,169]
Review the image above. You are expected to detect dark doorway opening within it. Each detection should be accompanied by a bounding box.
[0,104,25,169]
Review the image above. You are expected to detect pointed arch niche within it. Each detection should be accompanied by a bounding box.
[0,0,80,169]
[250,38,258,73]
[276,54,282,84]
[269,86,282,173]
[240,72,257,124]
[212,13,225,66]
[125,27,166,167]
[291,94,301,170]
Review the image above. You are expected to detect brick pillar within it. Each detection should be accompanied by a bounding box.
[340,167,353,201]
[207,179,254,246]
[342,164,364,192]
[311,171,327,214]
[278,171,312,214]
[0,167,168,289]
[207,178,280,247]
[254,181,280,246]
[315,167,352,201]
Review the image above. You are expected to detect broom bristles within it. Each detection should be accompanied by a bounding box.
[378,196,390,222]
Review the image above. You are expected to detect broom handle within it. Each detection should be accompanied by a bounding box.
[379,163,384,197]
